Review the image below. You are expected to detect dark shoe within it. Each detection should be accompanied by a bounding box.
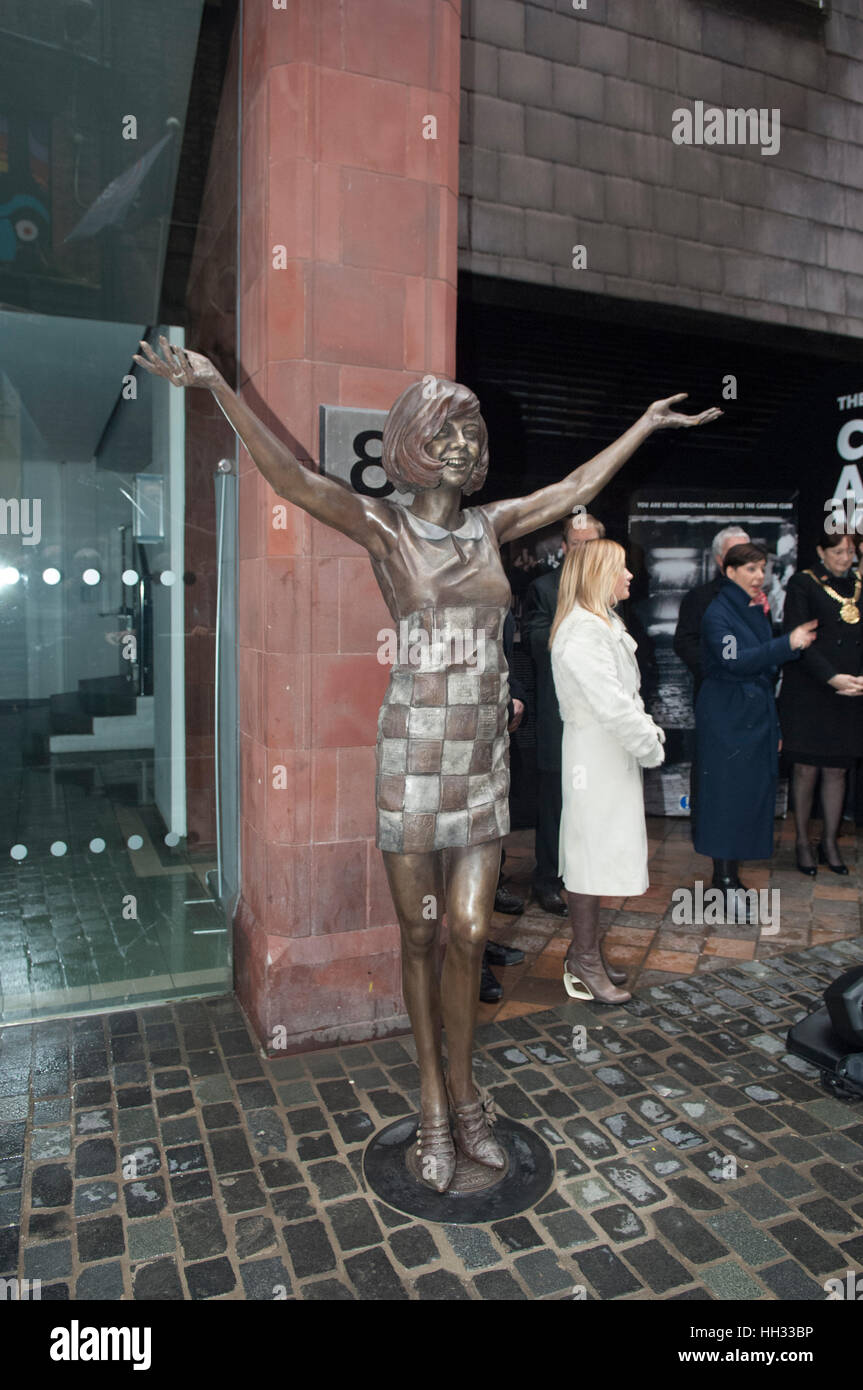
[493,885,524,915]
[479,958,503,1003]
[535,884,568,916]
[796,844,817,877]
[818,843,849,875]
[711,859,748,892]
[485,941,525,967]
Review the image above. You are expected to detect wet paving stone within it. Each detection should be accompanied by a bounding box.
[156,1091,194,1119]
[710,1124,775,1163]
[512,1248,573,1297]
[344,1246,407,1300]
[185,1255,236,1300]
[769,1219,846,1276]
[332,1110,374,1145]
[534,1207,593,1252]
[626,1238,690,1294]
[564,1119,618,1160]
[632,1096,676,1126]
[208,1129,254,1175]
[132,1256,185,1300]
[653,1207,729,1263]
[444,1225,500,1270]
[308,1159,357,1201]
[643,1149,684,1180]
[77,1213,125,1262]
[120,1143,160,1179]
[388,1224,439,1269]
[603,1113,653,1148]
[328,1199,382,1252]
[590,1204,647,1249]
[22,1238,71,1280]
[595,1162,666,1207]
[123,1178,167,1218]
[258,1158,301,1190]
[170,1173,212,1206]
[574,1244,642,1299]
[218,1172,266,1214]
[161,1117,201,1147]
[76,1261,125,1300]
[202,1102,240,1130]
[283,1219,337,1279]
[761,1163,816,1198]
[658,1122,706,1151]
[31,1163,72,1207]
[491,1216,543,1252]
[800,1196,862,1235]
[473,1268,528,1300]
[759,1259,826,1300]
[235,1214,277,1259]
[127,1217,177,1263]
[176,1201,226,1261]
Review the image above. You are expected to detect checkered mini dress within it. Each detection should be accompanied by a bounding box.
[370,504,513,854]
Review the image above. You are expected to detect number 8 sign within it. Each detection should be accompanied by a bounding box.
[319,404,414,504]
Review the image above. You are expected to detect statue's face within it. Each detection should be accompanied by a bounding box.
[426,413,480,488]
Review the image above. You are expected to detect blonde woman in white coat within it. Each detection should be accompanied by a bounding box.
[550,539,665,1004]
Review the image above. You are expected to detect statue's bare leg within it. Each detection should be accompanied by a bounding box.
[441,839,501,1106]
[382,849,447,1120]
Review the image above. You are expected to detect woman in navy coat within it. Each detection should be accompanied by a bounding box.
[694,543,817,900]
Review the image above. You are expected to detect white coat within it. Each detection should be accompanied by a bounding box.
[550,603,665,896]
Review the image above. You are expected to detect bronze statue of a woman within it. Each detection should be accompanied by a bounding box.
[134,336,720,1193]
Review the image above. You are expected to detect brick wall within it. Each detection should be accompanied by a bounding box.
[459,0,863,337]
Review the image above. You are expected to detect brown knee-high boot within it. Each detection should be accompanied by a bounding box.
[564,892,632,1005]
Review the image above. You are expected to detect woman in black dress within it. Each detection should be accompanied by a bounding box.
[779,529,863,874]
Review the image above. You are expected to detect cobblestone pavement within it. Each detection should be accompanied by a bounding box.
[2,935,863,1300]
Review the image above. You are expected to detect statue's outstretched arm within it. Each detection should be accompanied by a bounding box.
[133,337,397,559]
[482,394,722,546]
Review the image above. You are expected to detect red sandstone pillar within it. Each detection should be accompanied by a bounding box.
[234,0,462,1050]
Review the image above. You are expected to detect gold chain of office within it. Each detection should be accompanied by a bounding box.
[804,568,862,625]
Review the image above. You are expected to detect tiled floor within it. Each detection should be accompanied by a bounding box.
[0,714,229,1022]
[2,937,863,1300]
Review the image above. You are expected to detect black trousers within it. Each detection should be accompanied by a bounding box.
[534,766,563,886]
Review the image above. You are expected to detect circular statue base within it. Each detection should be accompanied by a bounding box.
[362,1115,553,1224]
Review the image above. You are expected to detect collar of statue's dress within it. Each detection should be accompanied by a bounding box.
[403,507,483,541]
[402,506,483,562]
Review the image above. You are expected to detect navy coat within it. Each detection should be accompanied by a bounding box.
[694,579,798,860]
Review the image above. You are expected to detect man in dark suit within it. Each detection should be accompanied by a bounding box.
[523,512,605,915]
[673,526,750,694]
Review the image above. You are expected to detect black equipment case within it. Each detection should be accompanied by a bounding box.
[786,964,863,1101]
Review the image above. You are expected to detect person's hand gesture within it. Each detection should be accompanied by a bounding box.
[132,335,224,391]
[790,619,818,651]
[644,393,723,431]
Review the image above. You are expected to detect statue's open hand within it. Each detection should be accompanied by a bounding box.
[132,335,222,390]
[645,393,723,431]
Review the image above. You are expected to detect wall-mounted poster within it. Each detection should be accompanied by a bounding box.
[628,489,798,817]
